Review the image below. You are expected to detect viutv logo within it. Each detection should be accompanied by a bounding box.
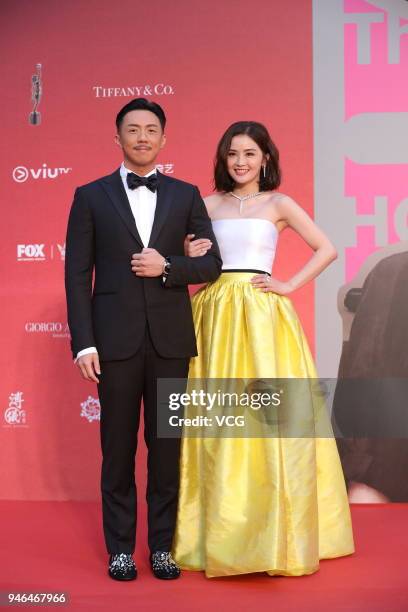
[17,242,65,261]
[80,396,101,423]
[4,392,27,427]
[12,164,72,183]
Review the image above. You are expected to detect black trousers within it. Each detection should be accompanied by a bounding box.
[97,326,189,554]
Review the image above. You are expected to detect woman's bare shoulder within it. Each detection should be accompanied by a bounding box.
[259,192,299,231]
[264,192,300,214]
[204,192,227,213]
[264,191,291,204]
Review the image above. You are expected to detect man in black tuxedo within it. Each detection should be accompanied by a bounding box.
[65,98,221,581]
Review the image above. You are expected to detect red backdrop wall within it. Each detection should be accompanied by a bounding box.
[0,0,313,500]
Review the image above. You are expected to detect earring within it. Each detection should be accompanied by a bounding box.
[262,165,266,179]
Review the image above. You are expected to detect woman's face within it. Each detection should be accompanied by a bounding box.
[226,134,265,189]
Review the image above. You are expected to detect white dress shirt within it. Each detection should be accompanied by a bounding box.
[120,163,158,247]
[75,163,158,361]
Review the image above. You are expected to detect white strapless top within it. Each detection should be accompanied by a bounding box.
[212,218,278,273]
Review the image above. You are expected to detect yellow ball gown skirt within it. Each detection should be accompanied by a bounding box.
[172,272,354,577]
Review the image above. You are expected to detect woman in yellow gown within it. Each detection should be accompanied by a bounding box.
[172,121,354,577]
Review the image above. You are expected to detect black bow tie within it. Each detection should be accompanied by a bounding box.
[126,172,158,193]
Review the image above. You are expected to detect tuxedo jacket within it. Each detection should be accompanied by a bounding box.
[65,169,222,361]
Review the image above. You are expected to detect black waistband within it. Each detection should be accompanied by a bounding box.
[222,269,270,275]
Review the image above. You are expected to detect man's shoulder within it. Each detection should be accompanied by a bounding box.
[160,173,197,193]
[76,169,119,193]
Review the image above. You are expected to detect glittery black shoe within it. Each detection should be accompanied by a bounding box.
[108,553,137,581]
[150,551,181,580]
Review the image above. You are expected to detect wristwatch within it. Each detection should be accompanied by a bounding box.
[162,256,171,283]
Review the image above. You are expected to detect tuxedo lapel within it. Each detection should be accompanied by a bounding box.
[101,169,144,248]
[148,171,174,247]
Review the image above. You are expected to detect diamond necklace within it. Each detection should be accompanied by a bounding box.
[229,191,263,214]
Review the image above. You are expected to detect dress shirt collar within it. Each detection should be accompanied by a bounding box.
[120,162,157,181]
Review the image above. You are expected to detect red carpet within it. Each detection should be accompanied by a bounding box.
[0,502,407,611]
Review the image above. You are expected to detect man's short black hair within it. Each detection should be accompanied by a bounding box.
[115,98,166,131]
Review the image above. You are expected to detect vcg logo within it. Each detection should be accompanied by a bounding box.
[12,163,72,183]
[17,244,45,261]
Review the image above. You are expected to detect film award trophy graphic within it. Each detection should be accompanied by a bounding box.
[29,64,42,126]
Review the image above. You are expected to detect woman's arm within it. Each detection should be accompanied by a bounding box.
[252,195,337,295]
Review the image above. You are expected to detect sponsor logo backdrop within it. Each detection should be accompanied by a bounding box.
[0,0,313,500]
[3,0,406,503]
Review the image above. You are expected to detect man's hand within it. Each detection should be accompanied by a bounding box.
[131,248,165,277]
[77,352,101,383]
[184,234,212,257]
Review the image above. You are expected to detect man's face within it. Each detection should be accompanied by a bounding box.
[115,109,166,172]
